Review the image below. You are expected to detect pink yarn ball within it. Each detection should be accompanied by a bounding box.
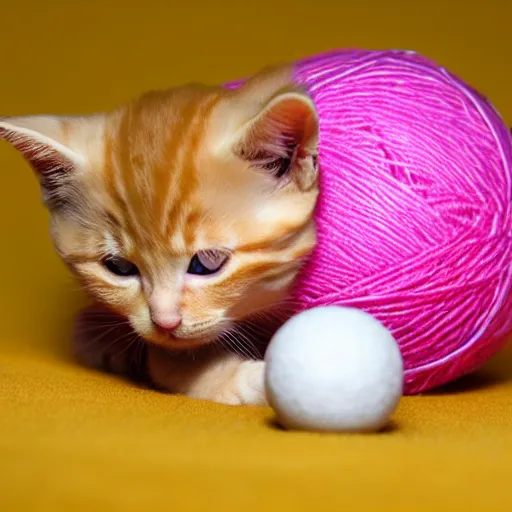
[288,50,512,394]
[226,49,512,394]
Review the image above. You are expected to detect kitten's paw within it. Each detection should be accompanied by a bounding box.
[225,360,267,406]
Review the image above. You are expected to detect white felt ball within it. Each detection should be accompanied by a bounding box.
[264,306,404,432]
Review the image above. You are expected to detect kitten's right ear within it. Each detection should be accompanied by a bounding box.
[0,115,85,207]
[234,90,319,192]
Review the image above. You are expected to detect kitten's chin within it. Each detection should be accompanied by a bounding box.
[142,331,217,351]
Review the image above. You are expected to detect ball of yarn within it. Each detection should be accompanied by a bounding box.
[288,50,512,393]
[265,306,403,432]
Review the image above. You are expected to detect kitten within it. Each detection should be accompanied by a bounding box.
[0,64,319,405]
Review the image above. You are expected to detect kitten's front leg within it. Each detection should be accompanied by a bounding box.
[147,346,267,406]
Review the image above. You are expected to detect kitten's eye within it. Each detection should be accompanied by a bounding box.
[103,256,139,277]
[187,250,229,276]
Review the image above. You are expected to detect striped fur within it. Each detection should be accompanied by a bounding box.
[0,64,320,404]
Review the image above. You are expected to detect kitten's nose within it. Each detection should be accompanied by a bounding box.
[152,315,182,334]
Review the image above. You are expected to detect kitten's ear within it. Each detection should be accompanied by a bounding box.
[235,91,319,191]
[0,115,85,206]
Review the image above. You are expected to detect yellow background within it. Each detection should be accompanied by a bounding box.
[1,1,511,510]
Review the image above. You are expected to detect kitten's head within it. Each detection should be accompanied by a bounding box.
[0,65,319,349]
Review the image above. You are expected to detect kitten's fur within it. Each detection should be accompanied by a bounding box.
[0,65,320,405]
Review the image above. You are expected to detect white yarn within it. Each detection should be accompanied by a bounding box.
[264,306,404,432]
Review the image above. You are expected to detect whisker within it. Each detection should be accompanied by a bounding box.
[74,324,127,353]
[221,330,253,360]
[76,320,129,333]
[79,312,129,322]
[219,334,239,358]
[237,321,270,339]
[233,330,257,359]
[112,333,142,359]
[221,332,242,358]
[231,326,260,359]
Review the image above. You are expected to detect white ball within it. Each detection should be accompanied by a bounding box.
[264,306,404,432]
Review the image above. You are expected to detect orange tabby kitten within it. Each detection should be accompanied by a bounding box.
[0,65,319,405]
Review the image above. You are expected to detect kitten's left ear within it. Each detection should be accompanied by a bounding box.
[235,91,319,191]
[0,115,85,207]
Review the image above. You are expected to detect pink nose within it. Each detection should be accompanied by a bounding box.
[152,316,182,334]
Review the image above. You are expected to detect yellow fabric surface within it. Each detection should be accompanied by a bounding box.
[1,1,512,510]
[0,347,511,511]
